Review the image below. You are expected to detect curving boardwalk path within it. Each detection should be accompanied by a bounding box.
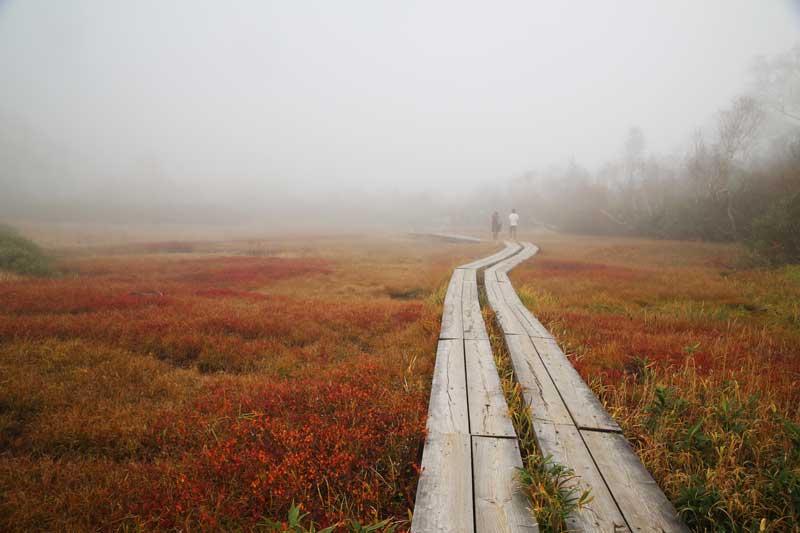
[412,242,687,533]
[411,241,537,533]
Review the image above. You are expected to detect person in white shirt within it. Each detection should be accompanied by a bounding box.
[508,209,519,239]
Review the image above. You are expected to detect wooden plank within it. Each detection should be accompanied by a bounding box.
[497,283,553,339]
[487,271,502,286]
[530,338,621,432]
[519,242,539,260]
[503,334,572,426]
[473,436,539,533]
[440,269,465,339]
[459,242,520,270]
[489,261,514,279]
[495,271,511,284]
[493,301,526,336]
[485,282,525,335]
[533,421,629,532]
[463,271,489,340]
[411,431,474,533]
[415,242,542,532]
[414,232,482,243]
[512,305,554,340]
[465,339,516,437]
[486,241,524,277]
[426,339,469,435]
[483,241,682,532]
[433,233,481,243]
[490,244,537,277]
[581,431,688,532]
[499,246,538,285]
[484,277,502,304]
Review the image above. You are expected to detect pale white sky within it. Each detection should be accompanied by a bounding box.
[1,0,798,202]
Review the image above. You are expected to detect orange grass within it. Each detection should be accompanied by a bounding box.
[511,233,800,531]
[0,234,497,531]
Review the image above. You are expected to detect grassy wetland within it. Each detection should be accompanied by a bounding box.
[510,235,800,531]
[0,232,495,530]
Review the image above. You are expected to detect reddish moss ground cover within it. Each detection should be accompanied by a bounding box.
[511,234,800,531]
[5,230,796,531]
[0,235,495,531]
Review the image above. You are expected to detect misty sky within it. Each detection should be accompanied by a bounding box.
[1,1,798,202]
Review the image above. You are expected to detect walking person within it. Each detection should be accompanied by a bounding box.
[491,211,501,241]
[508,208,519,239]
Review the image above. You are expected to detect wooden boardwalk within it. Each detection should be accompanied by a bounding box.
[412,241,538,533]
[409,232,484,243]
[413,242,687,532]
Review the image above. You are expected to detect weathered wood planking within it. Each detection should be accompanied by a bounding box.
[512,305,554,340]
[484,246,539,337]
[412,431,474,532]
[486,245,629,531]
[503,334,572,426]
[484,241,687,532]
[426,339,470,435]
[581,431,688,532]
[489,243,538,281]
[473,436,539,533]
[530,337,620,432]
[440,269,465,340]
[485,281,526,335]
[410,232,483,244]
[463,241,523,340]
[462,270,489,340]
[487,242,619,431]
[459,242,521,270]
[497,282,553,339]
[415,241,533,533]
[533,421,630,532]
[465,339,516,437]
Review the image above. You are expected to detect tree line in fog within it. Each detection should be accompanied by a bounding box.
[460,46,800,263]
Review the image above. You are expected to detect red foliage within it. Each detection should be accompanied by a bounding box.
[194,288,267,300]
[0,256,368,371]
[177,257,332,287]
[513,252,800,409]
[531,259,644,281]
[0,251,435,528]
[135,362,425,527]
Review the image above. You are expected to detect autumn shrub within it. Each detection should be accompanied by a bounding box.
[0,225,52,276]
[747,191,800,265]
[132,361,426,529]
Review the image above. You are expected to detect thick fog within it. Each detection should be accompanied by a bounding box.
[0,1,797,228]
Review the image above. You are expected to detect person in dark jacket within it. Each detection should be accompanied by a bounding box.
[491,211,502,240]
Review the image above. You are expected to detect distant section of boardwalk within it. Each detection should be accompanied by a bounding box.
[408,232,483,243]
[484,243,687,533]
[412,241,687,532]
[411,242,538,533]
